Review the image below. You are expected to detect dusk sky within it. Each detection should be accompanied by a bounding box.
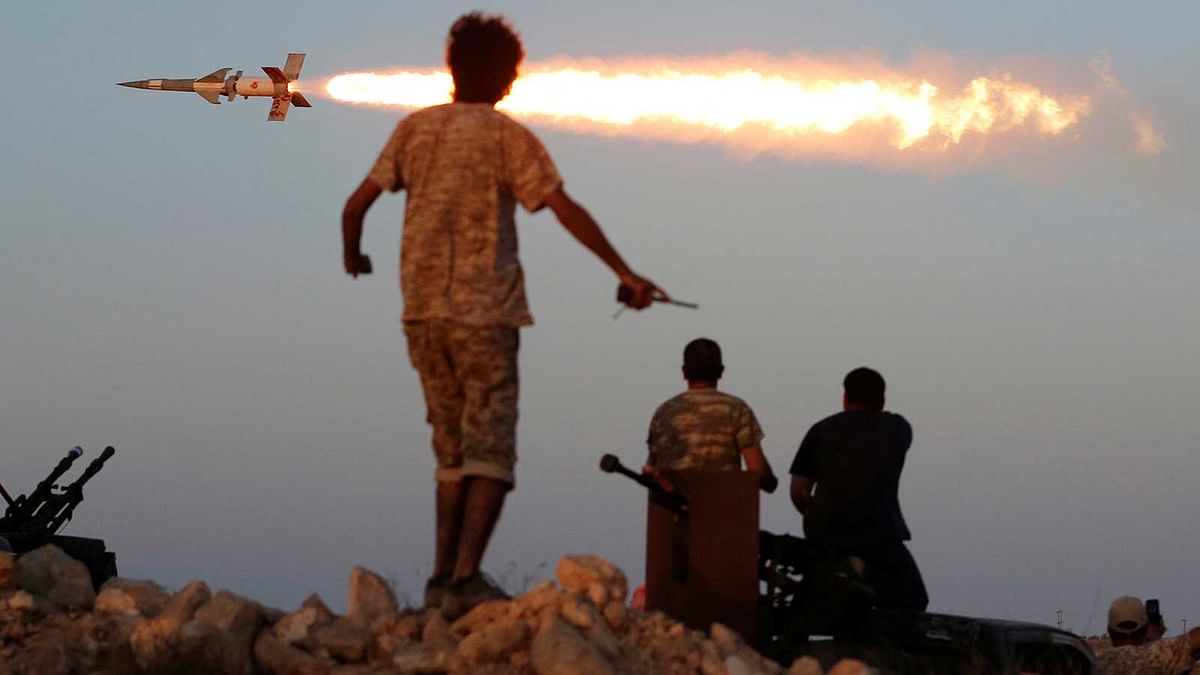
[3,1,1197,634]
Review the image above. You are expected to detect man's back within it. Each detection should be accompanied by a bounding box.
[647,389,764,471]
[1095,637,1195,675]
[368,103,561,327]
[790,410,912,547]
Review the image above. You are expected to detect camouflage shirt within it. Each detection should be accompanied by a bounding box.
[1094,637,1195,675]
[646,389,765,471]
[369,103,563,327]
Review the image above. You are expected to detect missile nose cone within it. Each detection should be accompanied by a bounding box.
[118,80,149,89]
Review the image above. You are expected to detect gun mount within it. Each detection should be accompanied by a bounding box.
[1,446,119,589]
[600,453,1095,673]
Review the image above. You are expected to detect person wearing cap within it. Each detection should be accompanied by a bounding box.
[644,338,778,492]
[788,367,928,611]
[1094,595,1200,675]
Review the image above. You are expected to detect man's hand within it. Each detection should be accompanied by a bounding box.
[344,253,373,278]
[619,274,669,310]
[760,472,779,494]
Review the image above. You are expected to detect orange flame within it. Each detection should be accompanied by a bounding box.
[324,57,1089,154]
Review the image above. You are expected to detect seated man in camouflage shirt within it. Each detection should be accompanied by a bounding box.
[645,338,778,492]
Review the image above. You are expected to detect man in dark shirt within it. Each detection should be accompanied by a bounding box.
[789,367,928,611]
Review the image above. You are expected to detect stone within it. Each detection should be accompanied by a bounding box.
[255,631,334,675]
[302,593,337,621]
[194,590,264,655]
[390,612,423,640]
[828,659,869,675]
[15,544,97,611]
[274,604,335,648]
[392,642,453,673]
[560,594,600,629]
[451,598,511,634]
[420,610,450,643]
[129,580,212,673]
[725,654,753,675]
[371,631,414,661]
[0,553,15,590]
[8,589,36,612]
[529,617,614,675]
[458,618,527,663]
[347,566,398,628]
[313,617,369,663]
[177,619,252,675]
[601,601,625,630]
[554,555,627,604]
[586,620,622,660]
[788,656,825,675]
[96,578,170,617]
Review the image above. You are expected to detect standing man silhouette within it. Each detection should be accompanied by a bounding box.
[341,13,668,617]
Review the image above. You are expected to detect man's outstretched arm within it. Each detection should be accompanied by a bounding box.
[543,186,666,309]
[741,446,779,493]
[342,179,383,277]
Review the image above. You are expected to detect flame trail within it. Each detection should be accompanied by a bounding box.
[324,56,1091,157]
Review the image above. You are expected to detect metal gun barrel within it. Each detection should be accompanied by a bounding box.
[35,448,83,498]
[598,453,688,513]
[65,446,115,493]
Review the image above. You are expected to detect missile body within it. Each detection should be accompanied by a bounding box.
[119,53,311,122]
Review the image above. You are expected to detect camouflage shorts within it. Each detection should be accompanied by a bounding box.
[403,320,519,486]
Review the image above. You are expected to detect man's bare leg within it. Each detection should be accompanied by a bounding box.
[433,480,466,579]
[450,476,508,583]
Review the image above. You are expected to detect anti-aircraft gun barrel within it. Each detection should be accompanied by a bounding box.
[598,453,688,515]
[44,446,115,536]
[2,447,82,524]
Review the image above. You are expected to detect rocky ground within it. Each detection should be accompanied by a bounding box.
[0,545,868,675]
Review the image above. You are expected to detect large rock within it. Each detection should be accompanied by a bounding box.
[828,659,870,675]
[15,544,97,611]
[458,618,528,664]
[530,617,614,675]
[554,555,628,605]
[312,617,369,663]
[176,619,253,675]
[255,631,334,675]
[194,590,265,655]
[787,656,825,675]
[273,596,336,649]
[129,580,212,673]
[95,578,170,617]
[347,565,398,629]
[391,642,454,673]
[451,599,512,635]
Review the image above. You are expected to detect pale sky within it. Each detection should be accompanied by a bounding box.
[2,1,1197,634]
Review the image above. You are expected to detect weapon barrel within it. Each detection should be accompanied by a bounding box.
[33,448,82,501]
[598,454,688,514]
[64,446,114,493]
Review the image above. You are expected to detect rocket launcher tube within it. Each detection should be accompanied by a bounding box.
[598,453,688,515]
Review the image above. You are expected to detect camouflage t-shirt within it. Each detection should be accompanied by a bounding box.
[369,103,563,327]
[646,389,765,471]
[1094,637,1195,675]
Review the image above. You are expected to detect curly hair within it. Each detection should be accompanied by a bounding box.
[446,12,524,104]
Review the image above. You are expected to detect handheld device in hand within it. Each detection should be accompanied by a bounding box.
[1147,598,1161,624]
[614,284,698,317]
